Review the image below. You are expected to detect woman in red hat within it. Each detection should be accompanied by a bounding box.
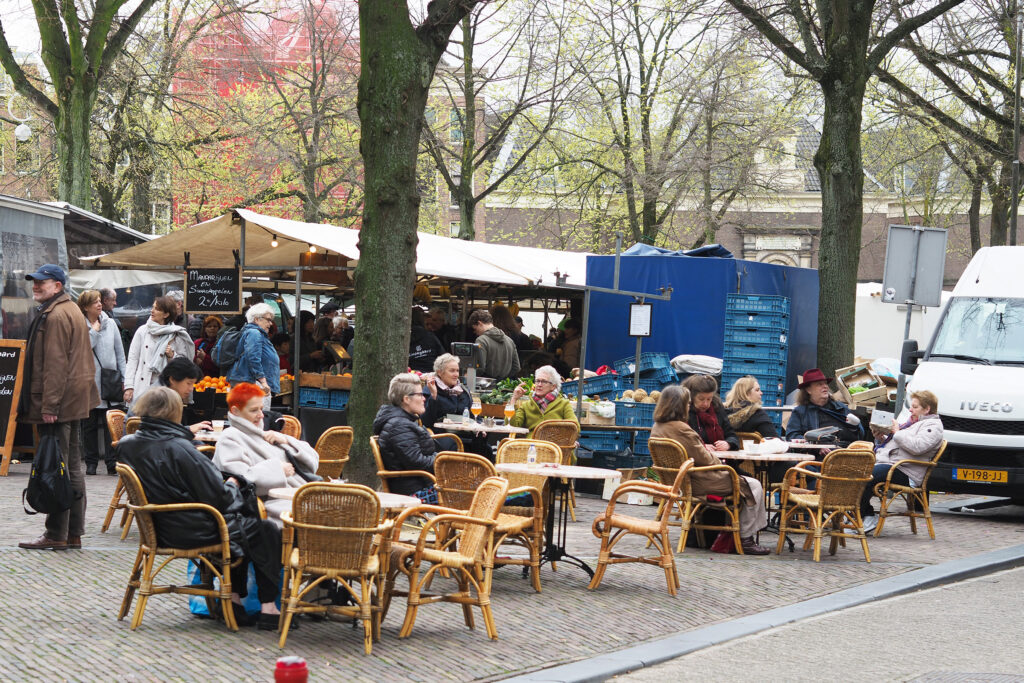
[786,368,865,445]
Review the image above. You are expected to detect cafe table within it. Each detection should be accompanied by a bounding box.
[717,450,809,549]
[433,420,529,436]
[268,486,420,511]
[495,462,620,578]
[193,431,221,443]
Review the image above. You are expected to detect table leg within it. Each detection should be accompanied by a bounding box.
[538,479,594,577]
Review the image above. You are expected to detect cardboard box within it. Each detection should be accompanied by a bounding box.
[835,363,887,406]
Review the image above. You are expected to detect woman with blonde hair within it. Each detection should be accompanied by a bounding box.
[723,375,778,439]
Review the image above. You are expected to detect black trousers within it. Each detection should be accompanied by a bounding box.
[231,518,283,604]
[83,407,115,468]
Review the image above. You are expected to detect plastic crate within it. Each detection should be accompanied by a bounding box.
[579,430,627,452]
[614,401,656,427]
[724,325,789,346]
[723,340,788,362]
[724,310,789,331]
[298,387,330,408]
[562,374,620,398]
[633,431,651,456]
[643,365,678,384]
[632,377,677,393]
[328,390,350,411]
[726,294,790,316]
[723,357,787,377]
[719,371,786,396]
[613,352,672,377]
[591,451,653,470]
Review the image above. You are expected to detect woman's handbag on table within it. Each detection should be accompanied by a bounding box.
[93,349,124,403]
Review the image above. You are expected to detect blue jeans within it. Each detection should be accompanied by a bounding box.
[861,463,909,516]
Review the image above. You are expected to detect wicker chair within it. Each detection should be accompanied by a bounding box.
[647,437,689,543]
[531,420,580,522]
[873,440,947,539]
[495,438,560,517]
[589,460,695,596]
[776,449,875,562]
[124,416,141,435]
[115,464,239,630]
[278,483,392,652]
[382,476,509,640]
[314,426,353,479]
[370,436,436,495]
[101,410,131,537]
[434,452,544,592]
[279,415,302,439]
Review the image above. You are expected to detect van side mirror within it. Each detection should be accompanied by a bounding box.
[901,339,922,375]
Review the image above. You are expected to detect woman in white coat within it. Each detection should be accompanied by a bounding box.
[213,382,319,525]
[123,295,194,407]
[860,389,944,532]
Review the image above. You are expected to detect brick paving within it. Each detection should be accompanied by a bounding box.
[1,462,1022,681]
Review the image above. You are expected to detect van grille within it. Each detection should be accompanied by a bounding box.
[939,414,1024,436]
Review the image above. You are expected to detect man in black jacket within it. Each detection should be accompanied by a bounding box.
[116,387,283,629]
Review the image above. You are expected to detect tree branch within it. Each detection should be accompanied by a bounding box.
[866,0,970,73]
[724,0,823,78]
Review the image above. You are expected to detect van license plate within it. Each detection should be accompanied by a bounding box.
[953,468,1008,483]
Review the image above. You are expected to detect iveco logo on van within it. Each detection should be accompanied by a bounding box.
[960,401,1013,413]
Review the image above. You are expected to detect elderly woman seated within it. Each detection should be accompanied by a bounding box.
[859,390,944,533]
[373,372,459,503]
[421,353,491,458]
[116,387,283,629]
[650,385,770,555]
[785,368,865,446]
[214,383,320,524]
[509,365,579,437]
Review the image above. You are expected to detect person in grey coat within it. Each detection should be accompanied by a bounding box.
[80,290,126,475]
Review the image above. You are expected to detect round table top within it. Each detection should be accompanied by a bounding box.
[193,431,220,442]
[783,441,836,450]
[718,450,809,462]
[434,421,529,435]
[267,486,420,509]
[495,463,622,480]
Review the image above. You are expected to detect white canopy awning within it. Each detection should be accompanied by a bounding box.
[87,210,589,289]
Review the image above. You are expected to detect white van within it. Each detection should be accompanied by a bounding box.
[901,246,1024,502]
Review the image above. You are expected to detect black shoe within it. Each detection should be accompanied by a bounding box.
[259,612,296,631]
[106,464,118,475]
[219,602,256,627]
[86,463,97,476]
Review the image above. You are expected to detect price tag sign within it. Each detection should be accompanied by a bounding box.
[629,303,652,337]
[184,267,242,314]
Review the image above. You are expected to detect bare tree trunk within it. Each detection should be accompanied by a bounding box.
[968,174,983,254]
[56,89,96,208]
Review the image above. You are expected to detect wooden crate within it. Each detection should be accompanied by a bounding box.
[299,372,324,388]
[322,374,352,390]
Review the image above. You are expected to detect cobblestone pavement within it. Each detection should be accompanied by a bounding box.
[1,463,1022,681]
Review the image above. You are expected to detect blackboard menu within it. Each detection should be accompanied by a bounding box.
[184,268,242,315]
[0,339,26,476]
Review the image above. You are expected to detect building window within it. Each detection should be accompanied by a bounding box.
[450,174,460,207]
[449,221,460,238]
[152,168,171,189]
[152,201,171,233]
[14,136,38,174]
[449,108,463,143]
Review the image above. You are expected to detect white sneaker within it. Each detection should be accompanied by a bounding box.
[861,515,878,533]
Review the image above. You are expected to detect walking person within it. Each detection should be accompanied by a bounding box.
[225,303,280,409]
[17,264,99,550]
[80,289,127,475]
[123,296,194,408]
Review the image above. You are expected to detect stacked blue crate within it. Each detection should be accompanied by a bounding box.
[722,294,790,430]
[562,374,619,398]
[613,353,679,393]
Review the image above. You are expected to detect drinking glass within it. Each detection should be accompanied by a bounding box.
[470,397,482,421]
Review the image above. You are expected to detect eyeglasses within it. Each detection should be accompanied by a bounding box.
[406,392,425,399]
[534,379,554,386]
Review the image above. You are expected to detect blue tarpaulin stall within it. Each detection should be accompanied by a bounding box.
[583,245,819,396]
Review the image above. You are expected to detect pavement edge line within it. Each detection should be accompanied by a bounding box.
[501,543,1024,683]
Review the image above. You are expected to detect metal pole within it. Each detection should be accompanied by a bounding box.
[575,288,592,418]
[1012,0,1022,246]
[613,232,623,291]
[894,228,923,412]
[292,270,303,415]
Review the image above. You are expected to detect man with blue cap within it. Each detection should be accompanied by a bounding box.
[17,264,99,550]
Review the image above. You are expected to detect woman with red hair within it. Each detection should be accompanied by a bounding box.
[213,383,319,524]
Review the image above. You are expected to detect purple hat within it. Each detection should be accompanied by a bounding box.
[798,368,832,389]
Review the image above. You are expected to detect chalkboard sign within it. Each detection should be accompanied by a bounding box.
[0,339,26,476]
[184,267,242,315]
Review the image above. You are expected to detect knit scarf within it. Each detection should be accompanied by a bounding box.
[144,319,190,375]
[696,406,725,443]
[532,389,558,413]
[435,377,464,396]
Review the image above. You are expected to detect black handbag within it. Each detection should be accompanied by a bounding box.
[23,424,74,515]
[283,444,323,482]
[93,348,123,403]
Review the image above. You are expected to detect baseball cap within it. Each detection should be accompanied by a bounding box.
[25,264,66,285]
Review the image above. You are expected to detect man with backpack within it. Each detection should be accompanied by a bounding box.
[18,264,98,550]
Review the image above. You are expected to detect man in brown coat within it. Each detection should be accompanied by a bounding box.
[17,264,99,550]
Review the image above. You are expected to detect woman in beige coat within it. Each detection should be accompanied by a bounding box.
[650,385,769,555]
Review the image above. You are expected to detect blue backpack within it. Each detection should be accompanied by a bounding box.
[212,327,243,370]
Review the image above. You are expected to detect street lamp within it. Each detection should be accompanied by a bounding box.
[14,122,32,142]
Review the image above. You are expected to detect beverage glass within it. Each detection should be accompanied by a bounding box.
[470,397,482,421]
[503,402,515,421]
[212,420,225,433]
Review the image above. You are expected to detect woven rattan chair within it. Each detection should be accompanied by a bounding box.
[434,452,544,592]
[776,449,875,562]
[101,410,131,537]
[370,436,436,495]
[124,416,141,435]
[647,437,690,546]
[589,460,694,596]
[115,464,239,630]
[279,415,302,439]
[313,426,353,479]
[278,483,392,652]
[873,440,947,539]
[531,420,580,522]
[382,476,509,640]
[495,438,560,517]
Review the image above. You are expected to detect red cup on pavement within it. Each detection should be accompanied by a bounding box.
[275,656,308,682]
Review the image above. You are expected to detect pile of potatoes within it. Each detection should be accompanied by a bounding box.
[619,388,659,404]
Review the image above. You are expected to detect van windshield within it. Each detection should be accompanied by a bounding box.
[929,297,1024,365]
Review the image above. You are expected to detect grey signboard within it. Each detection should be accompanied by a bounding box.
[881,225,948,308]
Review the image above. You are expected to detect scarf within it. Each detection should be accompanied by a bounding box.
[532,389,558,413]
[435,377,464,396]
[225,412,301,465]
[144,319,190,375]
[696,406,725,443]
